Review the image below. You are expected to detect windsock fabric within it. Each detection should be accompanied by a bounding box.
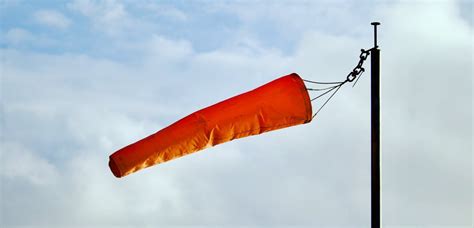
[109,73,312,178]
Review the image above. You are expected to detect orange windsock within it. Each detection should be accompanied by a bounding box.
[109,73,312,177]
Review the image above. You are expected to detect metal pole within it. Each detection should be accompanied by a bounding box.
[370,22,381,228]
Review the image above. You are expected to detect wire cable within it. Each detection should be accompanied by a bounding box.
[311,83,344,119]
[302,47,373,119]
[303,79,344,85]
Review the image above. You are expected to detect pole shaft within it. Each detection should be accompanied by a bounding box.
[371,47,381,227]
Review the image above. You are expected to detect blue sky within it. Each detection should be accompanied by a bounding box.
[1,0,472,227]
[1,0,379,57]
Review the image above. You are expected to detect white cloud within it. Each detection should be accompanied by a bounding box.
[2,27,62,48]
[33,9,71,29]
[374,1,473,224]
[140,2,188,21]
[68,0,133,35]
[146,35,193,60]
[0,142,59,186]
[0,0,472,227]
[3,28,32,44]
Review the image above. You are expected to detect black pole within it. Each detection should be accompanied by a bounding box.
[370,22,381,228]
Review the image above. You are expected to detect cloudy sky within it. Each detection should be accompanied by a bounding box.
[0,0,472,227]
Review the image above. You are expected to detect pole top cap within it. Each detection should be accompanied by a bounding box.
[371,22,381,26]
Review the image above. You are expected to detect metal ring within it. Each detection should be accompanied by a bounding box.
[347,73,356,82]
